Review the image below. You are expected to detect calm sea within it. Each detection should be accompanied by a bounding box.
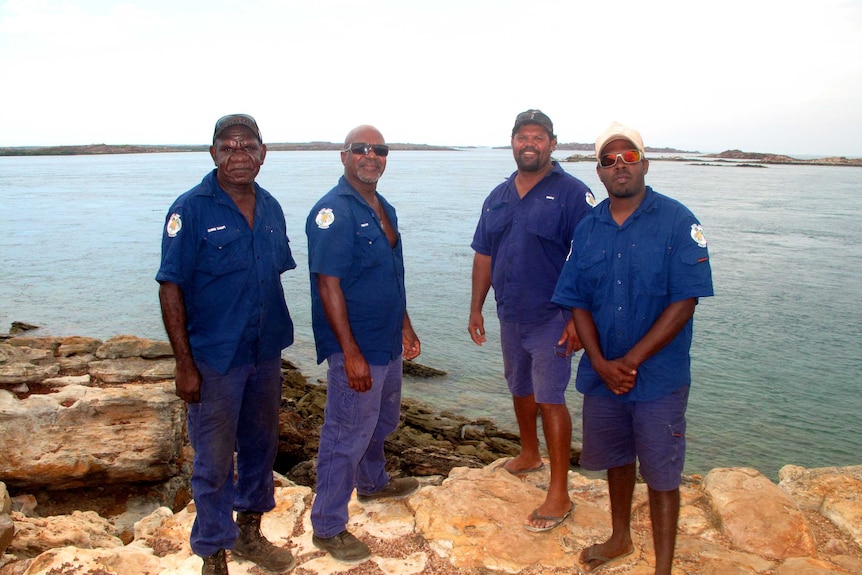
[1,149,860,481]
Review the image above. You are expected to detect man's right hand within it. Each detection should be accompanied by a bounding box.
[468,310,487,346]
[344,351,373,392]
[174,361,202,403]
[594,358,637,395]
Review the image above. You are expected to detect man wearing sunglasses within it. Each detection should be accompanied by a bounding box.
[306,125,421,564]
[469,110,595,532]
[552,123,713,574]
[157,114,297,575]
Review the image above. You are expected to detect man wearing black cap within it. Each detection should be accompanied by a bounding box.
[552,122,713,574]
[469,110,595,532]
[157,114,296,574]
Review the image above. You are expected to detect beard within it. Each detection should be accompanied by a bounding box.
[515,148,544,172]
[357,160,383,184]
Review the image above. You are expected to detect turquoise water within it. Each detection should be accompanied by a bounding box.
[1,149,860,480]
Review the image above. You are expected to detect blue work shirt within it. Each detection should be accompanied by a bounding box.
[471,162,595,324]
[156,170,296,374]
[551,186,713,402]
[306,176,407,365]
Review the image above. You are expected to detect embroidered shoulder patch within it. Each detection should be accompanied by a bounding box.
[585,190,597,208]
[315,208,335,229]
[166,213,182,237]
[691,224,707,247]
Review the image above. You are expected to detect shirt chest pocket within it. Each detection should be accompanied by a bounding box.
[576,248,608,294]
[631,241,669,295]
[356,225,388,268]
[483,203,512,238]
[198,227,250,277]
[526,198,565,242]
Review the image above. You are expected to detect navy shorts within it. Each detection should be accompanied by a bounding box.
[499,309,572,404]
[580,385,689,491]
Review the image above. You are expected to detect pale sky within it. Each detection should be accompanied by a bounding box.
[2,0,861,156]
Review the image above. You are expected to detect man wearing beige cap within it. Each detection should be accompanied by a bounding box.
[158,114,297,574]
[552,123,713,574]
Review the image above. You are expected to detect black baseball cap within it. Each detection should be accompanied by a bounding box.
[511,109,554,138]
[212,114,262,143]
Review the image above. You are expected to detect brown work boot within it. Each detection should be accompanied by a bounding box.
[356,476,420,503]
[201,549,228,575]
[312,530,371,563]
[233,512,296,572]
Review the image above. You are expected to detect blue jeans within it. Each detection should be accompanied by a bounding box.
[311,353,402,538]
[187,357,282,557]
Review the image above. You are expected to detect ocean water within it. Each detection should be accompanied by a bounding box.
[1,149,860,481]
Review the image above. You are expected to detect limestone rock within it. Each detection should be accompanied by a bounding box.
[704,467,817,560]
[95,335,173,360]
[8,510,123,558]
[779,464,862,548]
[88,357,175,383]
[56,337,102,357]
[0,344,59,385]
[0,382,184,489]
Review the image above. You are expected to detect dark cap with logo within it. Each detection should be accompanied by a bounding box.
[212,114,263,144]
[511,109,555,138]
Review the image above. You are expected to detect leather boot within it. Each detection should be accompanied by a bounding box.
[233,511,296,572]
[201,549,228,575]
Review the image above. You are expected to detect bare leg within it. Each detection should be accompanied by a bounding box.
[579,462,636,571]
[525,403,573,529]
[504,394,543,472]
[648,487,679,575]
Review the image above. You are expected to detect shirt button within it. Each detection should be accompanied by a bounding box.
[617,253,622,258]
[617,280,622,285]
[617,306,623,311]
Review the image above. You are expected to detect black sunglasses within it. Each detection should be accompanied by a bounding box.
[343,143,390,157]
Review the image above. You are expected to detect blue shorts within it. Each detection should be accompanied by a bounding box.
[499,309,572,405]
[580,385,689,491]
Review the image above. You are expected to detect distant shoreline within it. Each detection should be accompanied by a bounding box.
[1,143,860,166]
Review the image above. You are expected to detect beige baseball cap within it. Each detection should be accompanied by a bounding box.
[595,121,645,158]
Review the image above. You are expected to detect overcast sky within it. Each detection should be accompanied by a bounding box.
[2,0,861,156]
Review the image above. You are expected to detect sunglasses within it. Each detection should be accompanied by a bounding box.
[599,149,643,167]
[344,143,390,157]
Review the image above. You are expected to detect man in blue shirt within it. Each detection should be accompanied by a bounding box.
[306,125,421,564]
[552,123,713,575]
[469,110,594,532]
[157,114,296,575]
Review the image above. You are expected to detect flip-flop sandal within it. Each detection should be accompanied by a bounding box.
[576,543,634,573]
[523,501,574,532]
[496,458,545,475]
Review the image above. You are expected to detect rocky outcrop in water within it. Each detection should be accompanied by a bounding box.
[1,334,861,574]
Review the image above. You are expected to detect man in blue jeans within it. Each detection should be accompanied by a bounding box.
[306,124,421,564]
[157,114,296,574]
[552,122,713,574]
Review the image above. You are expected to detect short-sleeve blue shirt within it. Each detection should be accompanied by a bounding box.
[306,176,407,365]
[156,170,296,374]
[551,186,713,402]
[471,162,595,324]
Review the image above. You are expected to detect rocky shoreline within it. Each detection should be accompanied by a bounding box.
[1,333,861,574]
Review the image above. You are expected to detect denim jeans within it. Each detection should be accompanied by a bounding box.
[187,357,282,557]
[311,353,402,537]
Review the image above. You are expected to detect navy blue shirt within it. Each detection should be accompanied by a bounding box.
[552,187,714,402]
[471,162,595,324]
[156,170,296,374]
[306,176,407,365]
